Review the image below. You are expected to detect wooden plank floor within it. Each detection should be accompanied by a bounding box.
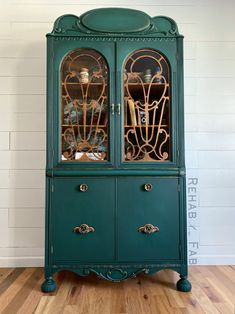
[0,266,234,313]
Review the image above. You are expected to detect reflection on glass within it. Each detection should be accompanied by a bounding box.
[60,48,109,162]
[123,49,171,162]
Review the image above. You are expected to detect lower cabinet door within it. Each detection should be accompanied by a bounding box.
[51,177,115,262]
[117,177,180,261]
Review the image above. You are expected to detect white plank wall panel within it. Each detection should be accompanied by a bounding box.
[12,0,196,4]
[189,169,235,188]
[197,151,235,169]
[200,226,235,246]
[184,95,196,114]
[0,190,9,209]
[186,0,235,264]
[2,5,197,23]
[0,0,234,266]
[185,114,235,133]
[0,95,45,113]
[197,42,235,61]
[197,78,235,96]
[0,170,10,188]
[0,209,8,228]
[0,77,45,95]
[8,208,44,228]
[200,188,235,207]
[5,228,44,248]
[0,132,9,150]
[187,95,235,114]
[0,151,46,170]
[184,77,196,96]
[9,170,44,188]
[8,189,44,208]
[0,23,11,39]
[186,133,235,151]
[184,42,196,60]
[0,59,46,77]
[10,132,46,150]
[196,60,235,77]
[0,113,46,132]
[11,23,52,41]
[0,40,46,58]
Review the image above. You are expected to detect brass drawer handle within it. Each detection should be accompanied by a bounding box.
[138,223,159,234]
[73,224,95,234]
[144,183,153,191]
[80,184,88,192]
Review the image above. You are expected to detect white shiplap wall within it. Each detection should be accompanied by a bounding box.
[0,0,234,266]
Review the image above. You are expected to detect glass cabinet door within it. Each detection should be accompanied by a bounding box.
[60,48,110,162]
[123,49,171,162]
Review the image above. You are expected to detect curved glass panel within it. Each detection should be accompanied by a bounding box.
[61,48,109,162]
[123,49,171,162]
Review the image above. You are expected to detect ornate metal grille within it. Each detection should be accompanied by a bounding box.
[123,49,171,162]
[61,48,109,161]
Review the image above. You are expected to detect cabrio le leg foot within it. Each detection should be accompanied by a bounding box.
[176,275,192,292]
[41,277,57,293]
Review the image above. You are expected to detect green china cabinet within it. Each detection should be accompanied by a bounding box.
[41,7,192,293]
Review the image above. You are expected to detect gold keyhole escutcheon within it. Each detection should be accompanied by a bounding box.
[144,183,153,191]
[80,184,88,192]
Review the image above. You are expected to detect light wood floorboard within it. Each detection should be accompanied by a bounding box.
[0,266,234,313]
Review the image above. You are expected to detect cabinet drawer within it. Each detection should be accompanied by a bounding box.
[51,178,115,262]
[117,177,180,261]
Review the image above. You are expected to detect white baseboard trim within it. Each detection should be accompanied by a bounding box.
[0,257,44,267]
[196,255,235,265]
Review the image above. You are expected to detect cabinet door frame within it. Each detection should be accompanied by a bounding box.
[115,41,179,169]
[48,39,116,169]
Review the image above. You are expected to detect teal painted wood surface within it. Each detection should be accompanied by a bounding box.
[52,178,115,262]
[49,8,181,37]
[117,177,180,261]
[42,7,191,293]
[80,8,151,33]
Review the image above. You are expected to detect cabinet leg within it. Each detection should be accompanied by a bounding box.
[176,275,192,292]
[41,277,57,293]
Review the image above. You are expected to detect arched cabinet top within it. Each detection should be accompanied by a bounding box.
[48,8,182,38]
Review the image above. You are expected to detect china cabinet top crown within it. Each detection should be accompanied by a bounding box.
[48,8,182,37]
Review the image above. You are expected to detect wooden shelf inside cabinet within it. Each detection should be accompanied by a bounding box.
[125,83,169,99]
[127,83,168,86]
[62,82,107,86]
[62,124,107,127]
[126,83,169,88]
[124,125,168,127]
